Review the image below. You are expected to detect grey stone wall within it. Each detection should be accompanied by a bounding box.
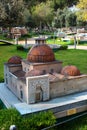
[33,62,62,73]
[50,75,87,99]
[17,80,27,102]
[26,75,49,104]
[22,60,62,74]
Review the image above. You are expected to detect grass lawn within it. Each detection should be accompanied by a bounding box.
[55,114,87,130]
[0,34,13,42]
[47,38,87,46]
[55,49,87,74]
[0,43,27,82]
[0,43,87,130]
[47,39,67,45]
[47,38,74,45]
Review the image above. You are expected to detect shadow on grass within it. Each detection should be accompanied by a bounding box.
[0,43,12,46]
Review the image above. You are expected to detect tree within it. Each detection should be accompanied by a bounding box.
[0,2,7,26]
[76,0,87,21]
[53,0,79,10]
[32,1,54,30]
[0,0,25,27]
[53,7,77,28]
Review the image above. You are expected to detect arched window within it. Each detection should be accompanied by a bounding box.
[20,86,23,99]
[6,74,8,84]
[43,70,46,74]
[20,90,23,99]
[50,69,54,74]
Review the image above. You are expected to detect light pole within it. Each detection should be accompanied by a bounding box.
[74,35,76,49]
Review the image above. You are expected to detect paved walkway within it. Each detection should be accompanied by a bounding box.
[1,39,87,50]
[18,40,87,50]
[68,45,87,50]
[17,38,35,45]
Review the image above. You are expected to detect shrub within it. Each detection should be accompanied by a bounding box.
[0,108,56,130]
[0,100,6,109]
[68,39,74,45]
[27,46,32,50]
[19,34,32,40]
[22,111,56,130]
[47,35,57,40]
[59,45,68,50]
[16,45,24,51]
[0,108,22,130]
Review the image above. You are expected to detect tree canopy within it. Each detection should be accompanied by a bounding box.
[76,0,87,21]
[0,0,25,27]
[0,0,85,28]
[32,1,54,29]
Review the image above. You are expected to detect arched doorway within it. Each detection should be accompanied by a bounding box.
[35,85,43,102]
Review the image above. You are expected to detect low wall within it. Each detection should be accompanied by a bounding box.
[50,75,87,99]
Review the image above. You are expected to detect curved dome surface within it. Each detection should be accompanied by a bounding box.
[61,65,80,76]
[8,56,22,64]
[27,44,55,63]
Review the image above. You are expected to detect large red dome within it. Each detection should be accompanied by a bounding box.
[27,44,55,63]
[61,65,80,76]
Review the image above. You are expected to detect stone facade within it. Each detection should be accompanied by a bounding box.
[4,62,50,104]
[22,59,62,74]
[50,75,87,99]
[26,75,49,103]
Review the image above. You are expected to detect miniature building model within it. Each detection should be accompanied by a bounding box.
[10,27,27,38]
[4,38,87,104]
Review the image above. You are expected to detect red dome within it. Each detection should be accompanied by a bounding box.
[61,65,80,76]
[8,56,22,64]
[27,44,55,63]
[25,69,43,77]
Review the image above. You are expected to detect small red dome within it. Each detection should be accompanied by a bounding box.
[27,44,55,63]
[61,65,80,76]
[8,56,22,64]
[25,69,43,77]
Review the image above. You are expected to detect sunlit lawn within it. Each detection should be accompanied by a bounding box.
[47,38,87,46]
[46,38,70,45]
[0,43,27,82]
[55,49,87,74]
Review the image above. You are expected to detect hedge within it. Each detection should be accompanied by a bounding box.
[0,108,56,130]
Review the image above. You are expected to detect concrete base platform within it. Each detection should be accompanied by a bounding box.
[0,83,87,117]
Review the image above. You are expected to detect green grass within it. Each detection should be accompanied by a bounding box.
[47,38,74,45]
[0,34,13,41]
[0,42,6,45]
[55,49,87,74]
[0,43,27,82]
[0,34,6,39]
[47,38,87,46]
[54,114,87,130]
[78,43,87,46]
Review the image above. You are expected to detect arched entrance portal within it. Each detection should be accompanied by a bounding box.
[35,85,43,102]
